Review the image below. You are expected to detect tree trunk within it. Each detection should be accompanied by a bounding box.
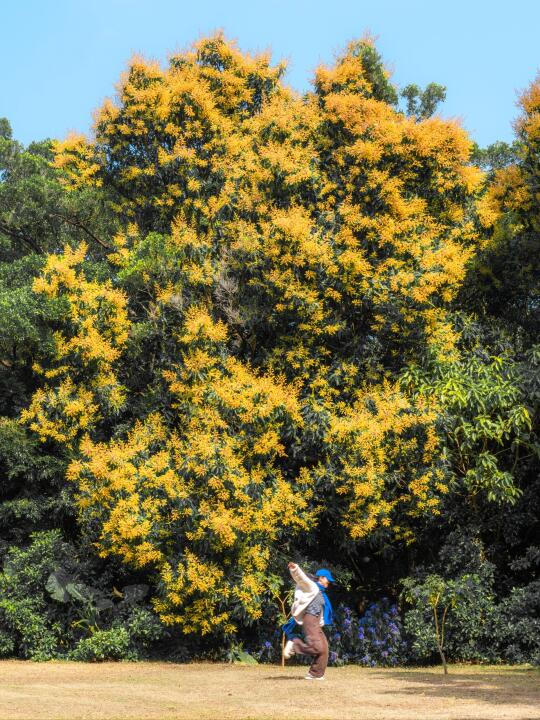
[433,604,449,675]
[439,646,448,675]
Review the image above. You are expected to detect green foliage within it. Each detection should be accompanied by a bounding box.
[0,118,12,141]
[69,627,134,661]
[495,581,540,664]
[68,607,163,661]
[471,141,518,172]
[402,533,540,666]
[0,628,14,656]
[0,419,68,552]
[0,117,117,559]
[0,119,114,260]
[403,571,496,667]
[0,530,69,659]
[402,339,536,505]
[401,83,446,119]
[0,530,163,660]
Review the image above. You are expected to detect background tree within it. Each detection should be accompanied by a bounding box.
[0,119,115,551]
[399,76,540,668]
[401,82,446,119]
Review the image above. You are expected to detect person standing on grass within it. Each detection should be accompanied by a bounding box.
[283,561,335,680]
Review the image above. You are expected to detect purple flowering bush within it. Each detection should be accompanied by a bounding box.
[329,600,408,667]
[248,598,408,667]
[250,628,283,663]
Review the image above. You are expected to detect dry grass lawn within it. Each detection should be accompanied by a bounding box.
[0,661,538,720]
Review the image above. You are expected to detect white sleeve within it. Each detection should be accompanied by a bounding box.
[289,564,318,593]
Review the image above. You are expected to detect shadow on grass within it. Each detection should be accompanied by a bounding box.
[374,668,540,709]
[264,675,304,681]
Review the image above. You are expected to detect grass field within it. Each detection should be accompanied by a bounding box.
[0,661,538,720]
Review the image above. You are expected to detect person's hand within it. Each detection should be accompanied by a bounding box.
[288,561,296,569]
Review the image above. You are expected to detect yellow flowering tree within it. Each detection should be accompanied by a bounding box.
[475,75,540,340]
[22,34,484,634]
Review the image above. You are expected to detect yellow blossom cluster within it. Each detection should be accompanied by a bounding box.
[21,243,129,446]
[325,381,445,540]
[478,76,540,234]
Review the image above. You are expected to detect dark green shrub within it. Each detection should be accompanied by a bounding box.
[402,532,499,665]
[495,581,540,664]
[0,627,15,657]
[124,606,164,648]
[0,530,165,660]
[0,530,71,659]
[403,571,498,668]
[402,531,540,666]
[67,597,164,661]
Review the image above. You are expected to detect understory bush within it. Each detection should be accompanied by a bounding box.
[495,581,540,664]
[69,627,133,661]
[402,531,540,666]
[0,530,164,660]
[329,601,408,667]
[248,598,408,667]
[0,530,71,659]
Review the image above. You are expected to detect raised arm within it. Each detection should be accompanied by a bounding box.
[288,562,318,593]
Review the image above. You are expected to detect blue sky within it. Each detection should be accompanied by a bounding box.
[1,0,539,147]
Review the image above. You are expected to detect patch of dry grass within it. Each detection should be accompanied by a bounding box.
[0,661,538,720]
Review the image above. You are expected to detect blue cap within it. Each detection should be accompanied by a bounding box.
[315,568,335,583]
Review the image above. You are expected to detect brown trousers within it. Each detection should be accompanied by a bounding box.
[292,613,329,678]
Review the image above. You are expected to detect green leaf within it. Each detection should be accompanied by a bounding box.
[46,568,73,603]
[66,582,94,603]
[233,649,258,665]
[122,584,149,604]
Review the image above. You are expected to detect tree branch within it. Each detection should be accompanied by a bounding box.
[50,212,111,249]
[0,220,42,254]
